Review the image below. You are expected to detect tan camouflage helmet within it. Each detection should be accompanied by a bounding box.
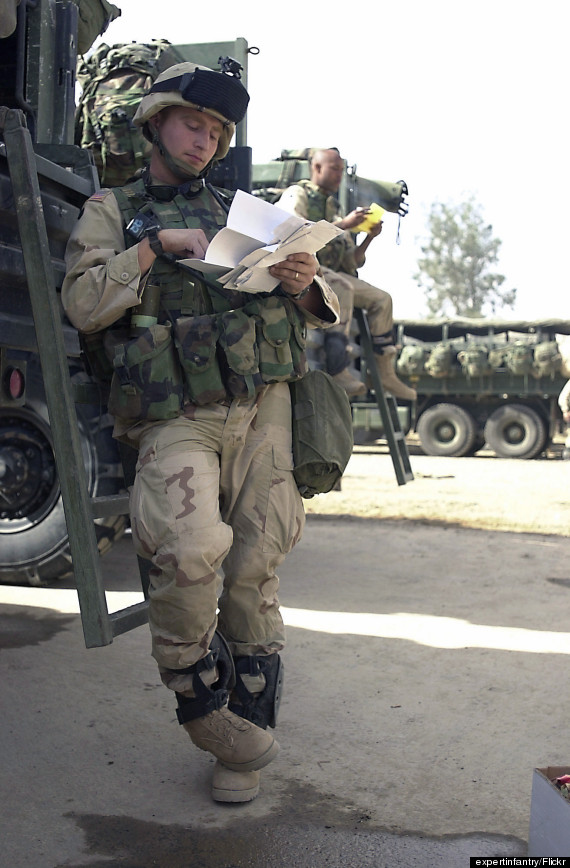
[133,61,249,161]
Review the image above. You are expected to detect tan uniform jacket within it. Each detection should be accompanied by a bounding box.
[62,187,340,335]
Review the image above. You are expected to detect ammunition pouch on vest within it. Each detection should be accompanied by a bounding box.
[107,322,184,421]
[173,296,307,406]
[88,296,307,421]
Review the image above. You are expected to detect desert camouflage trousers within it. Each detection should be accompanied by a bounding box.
[321,266,393,339]
[129,382,305,695]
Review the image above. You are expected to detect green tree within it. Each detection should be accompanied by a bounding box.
[415,198,517,317]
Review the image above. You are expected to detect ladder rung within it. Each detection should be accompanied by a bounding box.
[110,601,149,638]
[91,493,130,518]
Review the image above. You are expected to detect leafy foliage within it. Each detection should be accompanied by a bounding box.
[415,198,517,317]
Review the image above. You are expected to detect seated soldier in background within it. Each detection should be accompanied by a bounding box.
[277,147,416,401]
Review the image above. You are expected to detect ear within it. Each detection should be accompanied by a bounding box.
[148,113,162,132]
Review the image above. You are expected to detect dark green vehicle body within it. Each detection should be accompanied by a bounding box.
[0,3,256,584]
[0,5,410,584]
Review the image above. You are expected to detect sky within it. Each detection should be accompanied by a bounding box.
[91,0,570,321]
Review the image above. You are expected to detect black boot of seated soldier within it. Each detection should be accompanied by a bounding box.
[176,633,279,772]
[229,653,284,730]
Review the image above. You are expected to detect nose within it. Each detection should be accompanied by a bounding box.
[193,127,209,151]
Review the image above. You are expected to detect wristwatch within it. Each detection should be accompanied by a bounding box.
[145,227,164,258]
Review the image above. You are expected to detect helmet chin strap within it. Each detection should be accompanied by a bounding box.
[152,129,214,182]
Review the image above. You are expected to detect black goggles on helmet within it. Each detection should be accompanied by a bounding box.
[149,67,250,125]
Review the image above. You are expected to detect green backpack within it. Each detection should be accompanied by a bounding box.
[397,344,426,377]
[425,342,456,378]
[457,345,492,378]
[505,342,534,376]
[533,341,562,378]
[75,39,174,187]
[488,347,508,370]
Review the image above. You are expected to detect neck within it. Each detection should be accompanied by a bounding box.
[149,153,184,186]
[311,178,335,197]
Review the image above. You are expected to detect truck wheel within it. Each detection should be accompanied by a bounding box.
[0,360,127,585]
[463,434,486,456]
[483,404,547,459]
[417,403,477,457]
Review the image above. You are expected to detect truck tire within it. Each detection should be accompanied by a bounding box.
[417,403,477,457]
[483,404,548,460]
[0,359,127,585]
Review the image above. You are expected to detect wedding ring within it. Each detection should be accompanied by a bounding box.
[295,272,299,279]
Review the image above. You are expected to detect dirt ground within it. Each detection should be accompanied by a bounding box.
[304,434,570,537]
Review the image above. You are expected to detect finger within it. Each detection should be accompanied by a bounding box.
[187,237,208,259]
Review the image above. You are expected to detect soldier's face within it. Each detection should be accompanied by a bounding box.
[152,106,223,174]
[314,152,345,194]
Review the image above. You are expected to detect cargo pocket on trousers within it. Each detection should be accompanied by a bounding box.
[261,443,305,554]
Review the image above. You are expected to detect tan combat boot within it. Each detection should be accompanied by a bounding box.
[375,346,417,401]
[211,761,260,803]
[332,367,367,398]
[183,705,279,772]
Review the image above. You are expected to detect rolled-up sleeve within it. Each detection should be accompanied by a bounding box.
[295,273,340,328]
[62,190,147,334]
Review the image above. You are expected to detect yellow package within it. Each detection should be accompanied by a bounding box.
[353,202,385,233]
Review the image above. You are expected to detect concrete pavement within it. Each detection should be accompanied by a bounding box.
[2,497,570,866]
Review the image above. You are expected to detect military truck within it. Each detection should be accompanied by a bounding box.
[0,0,128,586]
[1,7,415,586]
[0,2,258,586]
[249,153,569,460]
[352,317,570,459]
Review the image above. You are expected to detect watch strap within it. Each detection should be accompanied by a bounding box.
[146,227,164,258]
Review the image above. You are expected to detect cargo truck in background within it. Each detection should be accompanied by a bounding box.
[352,317,570,459]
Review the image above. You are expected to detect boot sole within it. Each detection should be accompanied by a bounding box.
[212,779,260,803]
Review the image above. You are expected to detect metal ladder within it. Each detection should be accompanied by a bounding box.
[354,308,414,486]
[3,108,149,648]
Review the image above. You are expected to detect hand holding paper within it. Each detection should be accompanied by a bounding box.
[179,190,342,293]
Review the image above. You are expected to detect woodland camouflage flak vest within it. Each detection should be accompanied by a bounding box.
[81,179,308,422]
[75,40,173,186]
[294,180,356,275]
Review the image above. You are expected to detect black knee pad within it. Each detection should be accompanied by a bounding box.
[229,653,284,729]
[175,631,236,724]
[324,331,350,376]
